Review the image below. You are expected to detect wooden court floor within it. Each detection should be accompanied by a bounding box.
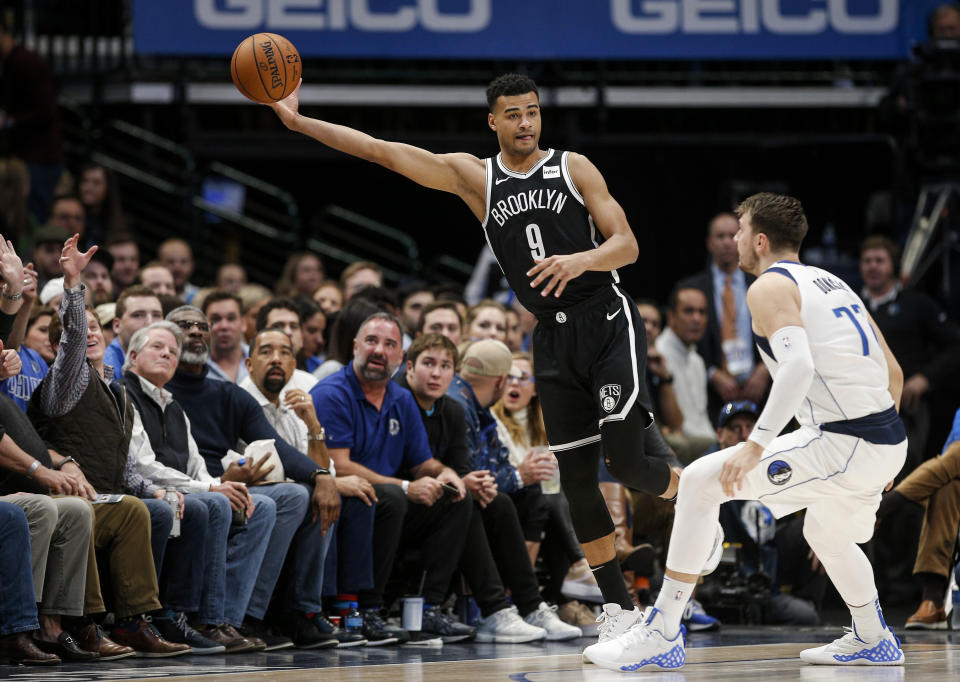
[0,628,956,681]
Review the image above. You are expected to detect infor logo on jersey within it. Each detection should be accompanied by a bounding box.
[542,165,560,179]
[599,384,621,413]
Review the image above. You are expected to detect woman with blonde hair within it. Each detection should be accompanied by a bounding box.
[493,351,601,633]
[465,299,507,343]
[275,251,324,298]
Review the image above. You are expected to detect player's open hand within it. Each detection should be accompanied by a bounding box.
[527,253,587,298]
[268,78,302,129]
[718,440,764,497]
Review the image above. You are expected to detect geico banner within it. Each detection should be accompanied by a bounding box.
[132,0,941,59]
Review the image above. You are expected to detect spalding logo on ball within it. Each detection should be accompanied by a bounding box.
[231,33,301,104]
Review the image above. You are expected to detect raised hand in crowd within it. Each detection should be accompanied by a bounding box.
[59,234,97,288]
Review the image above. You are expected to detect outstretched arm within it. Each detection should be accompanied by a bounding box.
[527,152,639,297]
[270,80,487,219]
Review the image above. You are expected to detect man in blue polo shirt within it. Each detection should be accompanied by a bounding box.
[312,312,473,644]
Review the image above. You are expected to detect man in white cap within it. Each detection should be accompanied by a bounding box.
[449,339,578,641]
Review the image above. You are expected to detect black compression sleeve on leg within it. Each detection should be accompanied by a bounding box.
[557,440,615,543]
[601,406,672,496]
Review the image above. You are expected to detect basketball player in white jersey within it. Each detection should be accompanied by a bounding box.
[585,192,908,671]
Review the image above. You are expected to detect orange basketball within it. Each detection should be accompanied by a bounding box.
[230,33,301,104]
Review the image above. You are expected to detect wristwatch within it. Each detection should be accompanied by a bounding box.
[26,460,41,478]
[308,467,331,485]
[307,427,325,442]
[1,286,22,301]
[54,456,80,471]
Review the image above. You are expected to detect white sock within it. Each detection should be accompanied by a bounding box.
[849,596,888,642]
[653,576,695,639]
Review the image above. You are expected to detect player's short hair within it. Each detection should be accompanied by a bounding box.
[736,192,808,252]
[860,235,901,270]
[407,333,459,369]
[486,74,539,111]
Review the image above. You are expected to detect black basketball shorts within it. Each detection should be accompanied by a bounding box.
[532,284,653,453]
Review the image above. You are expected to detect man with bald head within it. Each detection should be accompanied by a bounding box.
[158,239,198,303]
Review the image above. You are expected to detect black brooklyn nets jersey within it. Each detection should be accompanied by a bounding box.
[481,149,620,316]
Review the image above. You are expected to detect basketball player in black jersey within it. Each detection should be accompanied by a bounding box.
[269,73,691,644]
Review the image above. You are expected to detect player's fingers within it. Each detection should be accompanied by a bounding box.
[526,259,548,277]
[553,275,569,298]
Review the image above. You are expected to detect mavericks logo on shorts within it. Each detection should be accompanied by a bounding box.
[599,384,622,413]
[767,459,792,486]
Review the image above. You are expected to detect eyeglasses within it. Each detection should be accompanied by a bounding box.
[173,319,209,332]
[506,372,534,385]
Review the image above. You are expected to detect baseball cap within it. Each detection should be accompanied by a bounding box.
[95,302,117,328]
[460,339,512,377]
[39,277,65,305]
[717,400,759,429]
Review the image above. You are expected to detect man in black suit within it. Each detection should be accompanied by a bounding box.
[677,212,768,420]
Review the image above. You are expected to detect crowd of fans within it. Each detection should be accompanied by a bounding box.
[1,183,959,665]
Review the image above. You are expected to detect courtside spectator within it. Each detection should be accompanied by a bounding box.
[311,313,472,644]
[313,280,343,316]
[103,285,163,380]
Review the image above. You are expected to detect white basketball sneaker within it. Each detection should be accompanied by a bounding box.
[700,521,725,576]
[587,606,686,672]
[581,603,643,664]
[800,626,904,666]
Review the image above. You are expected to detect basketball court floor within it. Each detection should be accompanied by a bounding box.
[0,626,955,681]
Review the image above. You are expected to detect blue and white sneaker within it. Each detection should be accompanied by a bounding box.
[800,626,904,666]
[682,598,720,632]
[586,607,686,672]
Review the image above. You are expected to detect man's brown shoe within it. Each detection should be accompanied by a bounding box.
[905,600,948,630]
[194,624,263,653]
[75,623,136,661]
[110,618,192,657]
[0,632,60,665]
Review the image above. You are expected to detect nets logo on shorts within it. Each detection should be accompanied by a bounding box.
[599,384,621,413]
[767,459,792,486]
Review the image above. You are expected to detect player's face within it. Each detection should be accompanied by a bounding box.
[407,348,456,403]
[489,92,541,158]
[501,358,536,413]
[735,213,760,274]
[860,248,895,292]
[707,215,739,269]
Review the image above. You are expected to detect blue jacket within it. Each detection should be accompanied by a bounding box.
[446,373,520,494]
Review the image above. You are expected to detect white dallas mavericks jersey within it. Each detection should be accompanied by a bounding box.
[754,260,893,428]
